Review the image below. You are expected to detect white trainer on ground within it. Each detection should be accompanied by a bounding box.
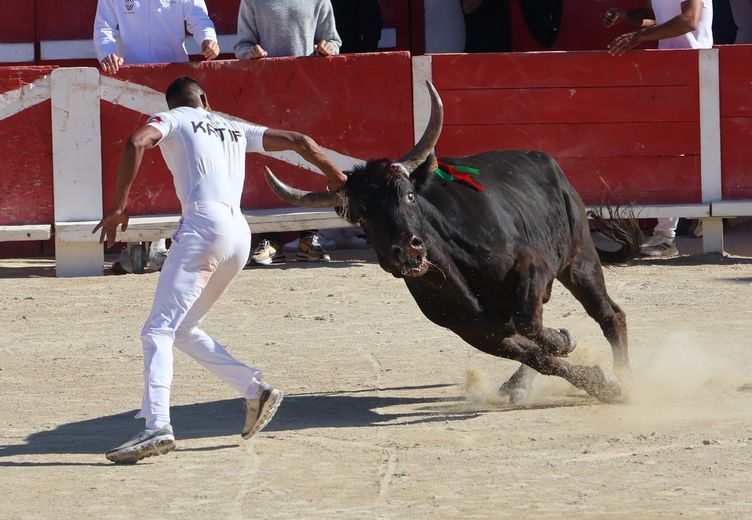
[640,232,679,257]
[105,424,176,464]
[242,384,284,439]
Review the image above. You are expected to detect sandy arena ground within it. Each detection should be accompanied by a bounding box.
[1,224,751,519]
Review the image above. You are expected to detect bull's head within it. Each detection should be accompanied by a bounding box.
[265,81,444,278]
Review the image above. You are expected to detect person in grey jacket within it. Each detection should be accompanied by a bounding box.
[234,0,341,59]
[234,0,342,266]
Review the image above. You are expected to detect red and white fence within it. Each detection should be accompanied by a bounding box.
[1,48,751,276]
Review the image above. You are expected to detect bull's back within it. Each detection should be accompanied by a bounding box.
[422,150,586,255]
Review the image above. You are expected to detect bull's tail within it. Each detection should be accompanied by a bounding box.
[589,204,642,264]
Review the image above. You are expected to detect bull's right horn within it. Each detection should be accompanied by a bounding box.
[396,81,444,175]
[264,167,344,208]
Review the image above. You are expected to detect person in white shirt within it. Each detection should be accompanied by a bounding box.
[94,0,220,75]
[93,77,347,464]
[604,0,713,257]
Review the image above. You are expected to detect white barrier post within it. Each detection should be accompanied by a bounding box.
[412,55,433,145]
[51,67,104,277]
[698,48,724,253]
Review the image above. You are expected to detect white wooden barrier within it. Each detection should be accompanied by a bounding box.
[55,208,350,244]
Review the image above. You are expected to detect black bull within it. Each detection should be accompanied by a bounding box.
[265,82,642,403]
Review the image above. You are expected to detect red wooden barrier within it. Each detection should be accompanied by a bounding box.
[431,50,701,205]
[0,67,55,226]
[100,52,414,216]
[719,44,752,200]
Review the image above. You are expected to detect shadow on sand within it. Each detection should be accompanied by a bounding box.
[0,384,466,462]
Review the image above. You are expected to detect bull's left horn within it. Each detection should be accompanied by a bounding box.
[264,167,344,208]
[396,81,444,175]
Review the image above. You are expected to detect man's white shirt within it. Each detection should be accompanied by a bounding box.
[94,0,217,63]
[147,107,267,211]
[653,0,713,49]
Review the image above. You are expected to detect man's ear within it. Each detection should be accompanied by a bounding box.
[201,93,211,110]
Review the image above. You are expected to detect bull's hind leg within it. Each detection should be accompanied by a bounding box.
[558,250,630,378]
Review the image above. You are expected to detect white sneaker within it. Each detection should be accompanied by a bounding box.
[105,424,176,464]
[640,234,678,257]
[283,234,337,252]
[241,384,283,439]
[250,239,284,266]
[296,234,332,262]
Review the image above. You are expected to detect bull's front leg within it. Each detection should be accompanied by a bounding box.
[510,248,578,356]
[463,332,622,403]
[495,251,579,403]
[504,335,622,403]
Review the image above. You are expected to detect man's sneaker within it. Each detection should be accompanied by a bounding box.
[250,239,284,266]
[640,235,678,257]
[105,425,176,464]
[241,384,283,440]
[296,234,331,262]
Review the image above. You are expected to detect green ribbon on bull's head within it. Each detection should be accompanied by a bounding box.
[433,161,485,191]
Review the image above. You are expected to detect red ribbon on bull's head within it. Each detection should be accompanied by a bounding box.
[433,161,485,192]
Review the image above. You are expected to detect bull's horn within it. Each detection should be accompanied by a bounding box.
[397,81,444,175]
[264,167,344,208]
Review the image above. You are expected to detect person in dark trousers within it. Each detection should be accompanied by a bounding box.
[332,0,383,53]
[460,0,512,53]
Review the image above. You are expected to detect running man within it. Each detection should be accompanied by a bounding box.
[94,76,347,464]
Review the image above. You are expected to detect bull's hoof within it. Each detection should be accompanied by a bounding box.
[584,366,623,403]
[499,382,530,405]
[558,328,577,355]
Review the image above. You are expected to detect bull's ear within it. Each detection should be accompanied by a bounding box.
[427,154,438,173]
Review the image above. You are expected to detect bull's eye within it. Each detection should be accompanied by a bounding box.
[406,192,416,203]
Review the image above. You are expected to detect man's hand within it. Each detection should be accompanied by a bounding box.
[608,30,643,56]
[100,53,124,75]
[327,172,347,193]
[314,41,334,56]
[246,44,268,59]
[201,39,220,60]
[92,208,129,249]
[603,8,627,27]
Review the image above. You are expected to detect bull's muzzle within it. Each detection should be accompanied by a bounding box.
[392,234,429,277]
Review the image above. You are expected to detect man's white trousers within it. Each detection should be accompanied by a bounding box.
[136,201,260,429]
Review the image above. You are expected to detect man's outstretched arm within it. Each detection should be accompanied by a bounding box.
[262,129,347,192]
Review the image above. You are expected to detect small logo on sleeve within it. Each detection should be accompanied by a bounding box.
[147,116,163,124]
[125,0,135,12]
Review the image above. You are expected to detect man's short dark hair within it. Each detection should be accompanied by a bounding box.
[165,77,204,104]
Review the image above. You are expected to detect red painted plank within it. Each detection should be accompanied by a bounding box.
[103,53,414,214]
[440,86,699,125]
[560,156,702,204]
[718,44,752,80]
[0,67,55,90]
[438,122,700,159]
[431,50,699,90]
[720,80,752,118]
[206,0,241,35]
[36,0,97,40]
[721,118,752,200]
[0,0,35,42]
[0,101,54,226]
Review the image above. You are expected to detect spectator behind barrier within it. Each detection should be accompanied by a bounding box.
[332,0,383,53]
[94,0,220,274]
[235,0,342,266]
[460,0,512,53]
[604,0,713,258]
